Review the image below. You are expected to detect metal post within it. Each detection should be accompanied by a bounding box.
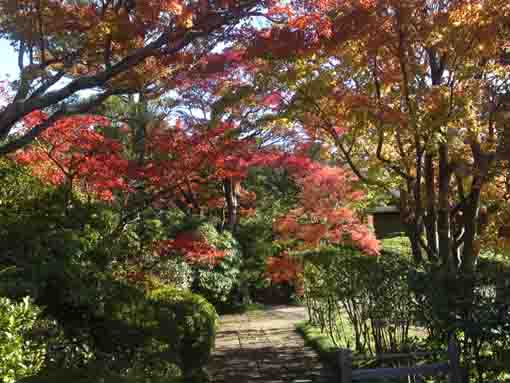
[338,349,352,383]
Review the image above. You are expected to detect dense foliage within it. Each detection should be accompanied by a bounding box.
[303,242,510,381]
[0,297,46,383]
[303,246,414,354]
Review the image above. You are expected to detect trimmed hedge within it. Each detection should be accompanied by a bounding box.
[21,284,217,383]
[146,287,218,378]
[302,245,415,354]
[295,321,338,369]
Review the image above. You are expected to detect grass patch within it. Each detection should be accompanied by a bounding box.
[380,236,412,258]
[295,321,338,370]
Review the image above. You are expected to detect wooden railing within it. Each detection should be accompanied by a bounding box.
[337,337,462,383]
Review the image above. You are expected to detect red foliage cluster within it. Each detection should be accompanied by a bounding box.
[12,105,378,291]
[156,232,226,265]
[143,121,257,208]
[261,92,284,109]
[273,165,380,255]
[266,253,303,284]
[200,49,246,74]
[14,112,129,201]
[266,162,378,291]
[248,28,314,59]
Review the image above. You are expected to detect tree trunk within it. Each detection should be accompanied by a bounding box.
[424,152,438,259]
[438,143,453,271]
[461,186,481,275]
[400,187,423,263]
[224,177,239,233]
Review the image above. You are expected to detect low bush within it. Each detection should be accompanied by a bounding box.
[146,287,218,379]
[69,281,218,382]
[1,262,217,382]
[184,223,243,309]
[409,254,510,382]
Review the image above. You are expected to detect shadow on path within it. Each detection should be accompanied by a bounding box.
[207,306,336,383]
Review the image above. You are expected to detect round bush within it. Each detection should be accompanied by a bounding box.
[146,287,218,378]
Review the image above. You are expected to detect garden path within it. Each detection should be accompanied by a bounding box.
[207,305,336,383]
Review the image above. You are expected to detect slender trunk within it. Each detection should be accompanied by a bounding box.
[401,186,423,263]
[413,142,425,259]
[223,178,239,233]
[438,143,453,271]
[407,224,423,264]
[424,153,438,259]
[461,186,481,275]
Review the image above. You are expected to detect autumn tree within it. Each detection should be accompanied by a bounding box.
[0,0,275,154]
[253,0,510,275]
[273,165,380,255]
[155,48,305,233]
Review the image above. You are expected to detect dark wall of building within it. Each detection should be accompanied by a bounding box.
[372,212,405,239]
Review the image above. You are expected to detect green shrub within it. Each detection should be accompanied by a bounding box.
[302,246,415,354]
[0,254,217,381]
[189,223,243,308]
[152,258,193,290]
[0,154,218,382]
[18,282,217,383]
[146,287,218,379]
[0,297,46,383]
[236,213,284,304]
[409,258,510,382]
[194,249,242,304]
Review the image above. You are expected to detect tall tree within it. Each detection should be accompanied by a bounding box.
[254,0,510,274]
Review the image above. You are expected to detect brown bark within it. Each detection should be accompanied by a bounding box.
[424,152,438,259]
[224,178,239,233]
[438,143,453,271]
[400,186,423,263]
[0,8,254,154]
[461,187,481,275]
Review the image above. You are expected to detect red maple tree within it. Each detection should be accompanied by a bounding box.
[14,111,129,201]
[271,163,379,255]
[155,232,226,265]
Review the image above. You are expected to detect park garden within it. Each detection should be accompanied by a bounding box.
[0,0,509,382]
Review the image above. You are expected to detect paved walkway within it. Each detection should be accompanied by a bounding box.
[207,306,336,383]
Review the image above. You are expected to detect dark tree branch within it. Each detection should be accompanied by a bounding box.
[0,90,118,154]
[29,71,66,99]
